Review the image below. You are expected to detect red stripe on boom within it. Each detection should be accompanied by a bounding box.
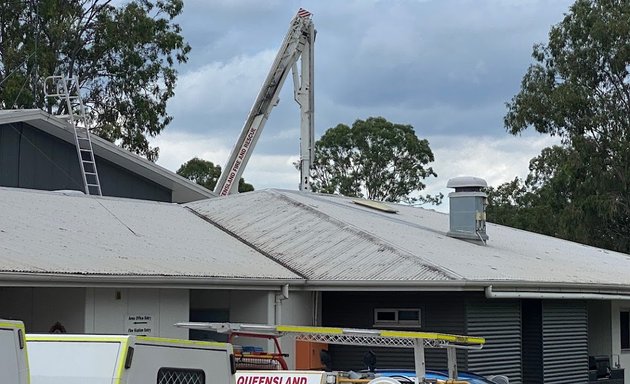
[297,8,311,18]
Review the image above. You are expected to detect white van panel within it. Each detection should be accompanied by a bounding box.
[0,329,21,384]
[28,341,123,384]
[128,342,233,384]
[26,335,235,384]
[0,321,29,384]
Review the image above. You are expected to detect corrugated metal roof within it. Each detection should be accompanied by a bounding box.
[187,189,630,287]
[0,187,300,281]
[0,109,215,203]
[187,191,457,282]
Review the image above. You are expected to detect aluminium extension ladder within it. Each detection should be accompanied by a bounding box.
[44,75,102,196]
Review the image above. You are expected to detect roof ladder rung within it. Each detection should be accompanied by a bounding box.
[44,74,102,196]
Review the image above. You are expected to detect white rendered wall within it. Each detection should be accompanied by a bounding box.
[84,288,188,339]
[190,289,315,362]
[277,290,317,369]
[0,287,85,333]
[281,291,317,325]
[229,290,274,352]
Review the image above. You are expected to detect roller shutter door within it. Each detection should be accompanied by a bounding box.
[466,300,522,384]
[542,300,588,384]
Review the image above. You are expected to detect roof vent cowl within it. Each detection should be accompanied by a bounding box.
[446,176,489,243]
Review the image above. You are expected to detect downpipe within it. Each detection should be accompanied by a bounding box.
[274,284,290,324]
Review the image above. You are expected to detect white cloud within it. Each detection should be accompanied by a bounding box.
[265,128,300,141]
[151,132,231,172]
[151,131,301,191]
[153,129,560,212]
[169,50,276,131]
[242,154,302,190]
[423,133,561,211]
[151,0,573,206]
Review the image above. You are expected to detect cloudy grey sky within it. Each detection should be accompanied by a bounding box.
[150,0,572,210]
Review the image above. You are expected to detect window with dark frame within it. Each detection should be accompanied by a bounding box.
[621,311,630,350]
[374,308,421,327]
[375,310,397,323]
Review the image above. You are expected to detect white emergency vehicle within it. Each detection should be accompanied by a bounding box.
[0,319,29,384]
[26,334,236,384]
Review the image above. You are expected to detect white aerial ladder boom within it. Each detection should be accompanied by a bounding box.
[214,8,315,196]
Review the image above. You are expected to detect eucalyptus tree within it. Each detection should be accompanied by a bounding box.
[0,0,191,161]
[498,0,630,252]
[312,116,440,204]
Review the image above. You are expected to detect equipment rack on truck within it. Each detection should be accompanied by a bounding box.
[176,322,489,384]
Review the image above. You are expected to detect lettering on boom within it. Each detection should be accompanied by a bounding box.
[242,126,258,151]
[220,160,241,195]
[235,125,257,164]
[220,123,259,196]
[238,148,247,161]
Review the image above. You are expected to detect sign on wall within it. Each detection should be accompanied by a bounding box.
[125,314,155,336]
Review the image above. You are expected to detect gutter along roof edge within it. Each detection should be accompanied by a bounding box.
[1,272,630,296]
[299,279,630,294]
[0,272,305,289]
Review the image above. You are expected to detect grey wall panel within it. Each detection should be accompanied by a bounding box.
[96,157,171,202]
[586,300,612,356]
[0,123,171,202]
[0,122,84,190]
[542,300,588,384]
[322,292,467,371]
[467,299,522,384]
[0,123,20,185]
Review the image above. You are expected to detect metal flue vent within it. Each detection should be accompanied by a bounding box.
[446,176,488,243]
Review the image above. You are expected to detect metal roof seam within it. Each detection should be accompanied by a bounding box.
[275,190,463,281]
[187,191,457,281]
[183,206,308,279]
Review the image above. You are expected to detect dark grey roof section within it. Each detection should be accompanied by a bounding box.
[0,109,215,203]
[187,190,459,282]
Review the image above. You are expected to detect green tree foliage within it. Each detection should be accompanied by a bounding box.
[177,157,254,193]
[0,0,191,161]
[497,0,630,252]
[311,116,441,204]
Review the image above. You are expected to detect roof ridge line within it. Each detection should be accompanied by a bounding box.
[274,191,463,280]
[184,205,307,279]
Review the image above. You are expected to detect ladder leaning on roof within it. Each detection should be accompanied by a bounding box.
[175,322,486,383]
[44,75,102,196]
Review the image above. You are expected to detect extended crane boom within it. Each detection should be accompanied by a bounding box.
[214,9,315,196]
